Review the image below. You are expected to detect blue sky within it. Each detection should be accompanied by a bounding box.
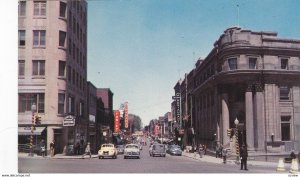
[87,0,300,126]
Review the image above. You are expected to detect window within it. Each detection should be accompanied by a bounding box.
[73,43,75,58]
[228,58,237,70]
[18,1,26,16]
[68,66,71,81]
[249,57,257,69]
[59,31,66,47]
[58,61,65,76]
[68,11,72,28]
[19,30,26,46]
[72,69,75,85]
[18,60,25,76]
[68,38,72,55]
[68,96,75,113]
[33,30,46,46]
[18,93,45,113]
[59,1,67,18]
[79,101,84,116]
[281,58,288,70]
[33,1,46,16]
[280,86,290,100]
[32,60,45,76]
[73,17,76,34]
[58,93,65,114]
[281,116,291,141]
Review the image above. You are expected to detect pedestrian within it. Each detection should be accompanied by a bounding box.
[50,140,55,157]
[40,139,46,157]
[75,142,80,155]
[222,148,228,164]
[240,145,248,170]
[219,145,223,158]
[290,150,296,159]
[215,145,219,158]
[203,144,207,155]
[80,140,84,155]
[198,144,204,158]
[82,142,91,159]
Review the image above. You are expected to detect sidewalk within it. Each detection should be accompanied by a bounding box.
[181,151,279,168]
[18,152,98,159]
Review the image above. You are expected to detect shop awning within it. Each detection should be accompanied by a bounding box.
[18,127,46,136]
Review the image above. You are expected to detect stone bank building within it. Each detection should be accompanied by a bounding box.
[177,27,300,154]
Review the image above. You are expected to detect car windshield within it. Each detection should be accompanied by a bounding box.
[126,145,138,149]
[153,144,164,150]
[116,145,124,148]
[171,145,180,149]
[102,144,113,148]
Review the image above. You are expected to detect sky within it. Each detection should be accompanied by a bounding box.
[86,0,300,126]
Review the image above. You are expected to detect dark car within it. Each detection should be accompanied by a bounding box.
[167,145,182,156]
[149,144,166,157]
[116,145,125,154]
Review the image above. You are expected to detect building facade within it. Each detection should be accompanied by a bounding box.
[96,88,114,144]
[175,27,300,154]
[18,0,88,154]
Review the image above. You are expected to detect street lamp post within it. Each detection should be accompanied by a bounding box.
[29,103,36,157]
[234,118,240,164]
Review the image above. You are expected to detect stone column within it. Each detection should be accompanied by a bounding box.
[255,84,265,151]
[221,93,230,146]
[245,85,254,150]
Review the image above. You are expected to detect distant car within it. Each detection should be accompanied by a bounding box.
[116,145,125,154]
[98,144,117,159]
[124,144,140,159]
[167,145,182,156]
[149,144,166,157]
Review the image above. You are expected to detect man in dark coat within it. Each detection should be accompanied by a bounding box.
[240,145,248,170]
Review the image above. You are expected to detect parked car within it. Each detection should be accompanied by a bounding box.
[98,144,117,159]
[124,144,140,159]
[116,145,125,154]
[149,143,166,157]
[167,144,182,156]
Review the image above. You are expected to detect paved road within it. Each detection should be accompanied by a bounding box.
[18,146,282,173]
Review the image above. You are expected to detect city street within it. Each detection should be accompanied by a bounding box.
[18,145,279,173]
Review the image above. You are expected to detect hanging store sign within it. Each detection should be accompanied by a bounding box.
[114,110,120,133]
[63,115,75,126]
[172,93,181,121]
[124,102,129,129]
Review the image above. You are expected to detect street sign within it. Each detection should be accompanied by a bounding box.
[63,115,75,126]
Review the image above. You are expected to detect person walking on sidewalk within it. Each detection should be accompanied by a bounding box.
[50,140,55,157]
[240,145,248,170]
[198,144,204,158]
[82,142,91,159]
[40,139,46,157]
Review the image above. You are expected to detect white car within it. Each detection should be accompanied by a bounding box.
[124,144,140,159]
[98,144,117,159]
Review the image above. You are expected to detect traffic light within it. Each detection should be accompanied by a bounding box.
[227,129,232,137]
[35,115,41,125]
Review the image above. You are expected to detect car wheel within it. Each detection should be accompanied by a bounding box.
[98,156,100,159]
[124,156,127,159]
